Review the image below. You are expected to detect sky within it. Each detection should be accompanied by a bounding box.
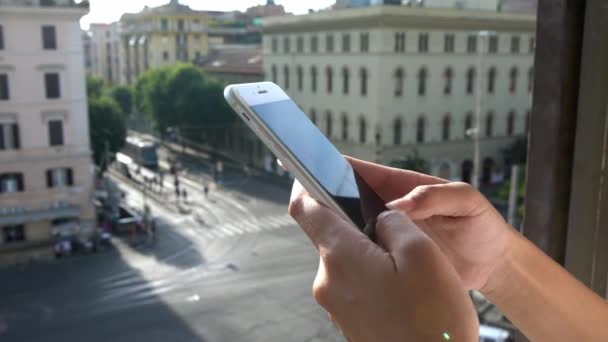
[80,0,335,29]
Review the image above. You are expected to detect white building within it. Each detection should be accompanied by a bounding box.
[263,5,535,183]
[0,0,95,262]
[88,22,122,84]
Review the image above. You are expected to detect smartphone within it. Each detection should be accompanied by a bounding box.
[224,82,387,237]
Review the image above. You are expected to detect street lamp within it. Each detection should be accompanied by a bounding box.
[472,30,496,189]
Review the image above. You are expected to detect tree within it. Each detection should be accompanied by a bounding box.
[134,67,173,134]
[390,150,430,174]
[110,85,133,116]
[89,97,127,171]
[502,136,528,165]
[86,75,105,99]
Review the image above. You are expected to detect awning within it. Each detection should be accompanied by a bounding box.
[0,206,80,226]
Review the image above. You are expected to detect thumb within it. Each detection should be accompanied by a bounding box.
[374,210,423,256]
[386,182,486,221]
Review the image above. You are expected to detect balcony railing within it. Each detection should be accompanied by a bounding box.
[0,0,89,9]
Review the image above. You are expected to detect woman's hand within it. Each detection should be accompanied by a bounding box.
[289,181,479,342]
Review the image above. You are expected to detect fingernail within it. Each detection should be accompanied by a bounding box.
[377,210,399,222]
[386,197,413,211]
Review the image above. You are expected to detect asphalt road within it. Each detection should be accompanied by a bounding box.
[0,159,343,341]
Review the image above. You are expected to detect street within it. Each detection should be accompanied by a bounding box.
[0,158,342,342]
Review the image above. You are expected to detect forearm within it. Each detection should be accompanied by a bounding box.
[484,229,608,341]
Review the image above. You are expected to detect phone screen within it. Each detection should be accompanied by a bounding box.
[250,99,387,234]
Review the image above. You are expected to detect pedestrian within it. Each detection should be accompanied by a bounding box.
[150,219,157,242]
[182,188,188,202]
[203,183,209,198]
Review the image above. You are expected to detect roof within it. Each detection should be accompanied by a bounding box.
[120,0,207,20]
[199,47,263,75]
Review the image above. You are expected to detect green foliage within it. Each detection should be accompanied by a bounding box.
[86,75,105,99]
[502,136,528,165]
[390,150,431,174]
[110,85,133,116]
[88,96,127,171]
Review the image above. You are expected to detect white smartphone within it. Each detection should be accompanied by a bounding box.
[224,82,387,237]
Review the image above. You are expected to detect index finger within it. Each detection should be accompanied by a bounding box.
[346,156,447,202]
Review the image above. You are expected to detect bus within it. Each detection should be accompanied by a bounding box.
[119,136,159,170]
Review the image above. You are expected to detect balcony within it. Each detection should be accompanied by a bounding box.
[0,0,89,9]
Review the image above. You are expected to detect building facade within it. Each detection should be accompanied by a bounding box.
[263,6,535,182]
[0,0,95,262]
[119,0,210,84]
[87,22,122,84]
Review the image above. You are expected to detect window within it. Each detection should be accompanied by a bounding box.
[163,51,169,61]
[272,38,278,53]
[326,66,333,93]
[271,65,277,83]
[0,173,24,193]
[442,114,451,141]
[529,37,535,53]
[46,168,74,188]
[360,68,368,96]
[465,112,474,139]
[417,67,428,96]
[487,67,496,94]
[360,32,369,52]
[342,34,351,52]
[0,74,9,100]
[528,66,534,93]
[509,67,518,93]
[311,66,318,92]
[341,114,349,141]
[297,36,304,53]
[393,118,402,145]
[444,34,455,53]
[418,33,429,52]
[0,25,4,50]
[297,66,303,91]
[283,37,291,53]
[394,68,404,97]
[42,25,56,50]
[2,225,25,244]
[488,36,498,53]
[177,19,184,31]
[326,34,334,52]
[342,67,350,94]
[310,109,317,125]
[416,116,426,143]
[485,111,494,137]
[466,67,475,94]
[44,73,60,99]
[511,36,520,53]
[394,32,405,52]
[507,110,516,136]
[161,18,168,32]
[325,111,333,137]
[0,123,20,150]
[311,35,318,53]
[467,35,477,53]
[48,120,64,146]
[283,65,290,89]
[359,117,367,143]
[444,67,453,95]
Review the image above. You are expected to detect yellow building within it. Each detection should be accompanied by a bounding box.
[120,0,210,84]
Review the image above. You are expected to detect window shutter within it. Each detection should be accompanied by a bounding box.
[17,174,24,191]
[0,125,4,150]
[46,170,53,188]
[11,124,20,149]
[66,168,73,186]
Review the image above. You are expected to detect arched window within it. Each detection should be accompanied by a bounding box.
[394,68,404,97]
[297,65,303,91]
[444,67,453,95]
[487,67,497,94]
[359,116,367,143]
[507,110,516,136]
[509,67,518,93]
[442,114,451,141]
[283,65,290,89]
[465,111,474,139]
[271,64,277,83]
[311,66,318,92]
[326,66,333,93]
[393,118,402,145]
[342,67,350,95]
[485,111,494,137]
[325,111,333,137]
[418,67,428,95]
[310,109,317,126]
[360,68,368,96]
[341,113,349,141]
[528,66,534,93]
[466,67,475,94]
[416,115,426,143]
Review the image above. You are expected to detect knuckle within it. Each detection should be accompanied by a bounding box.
[410,184,433,202]
[312,280,333,309]
[321,250,343,276]
[288,195,306,221]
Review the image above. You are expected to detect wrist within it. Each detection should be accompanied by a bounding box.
[480,226,521,301]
